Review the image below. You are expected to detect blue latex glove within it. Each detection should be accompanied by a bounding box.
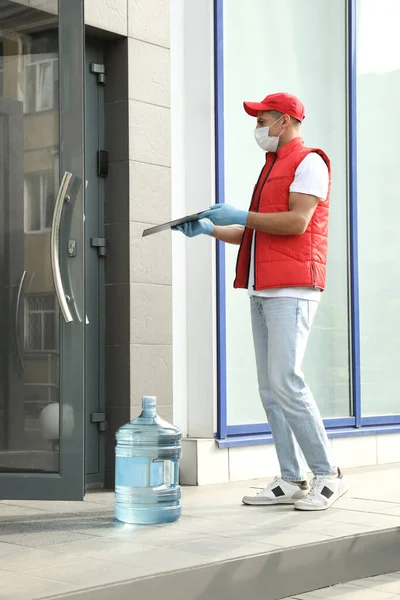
[172,218,214,237]
[200,204,248,227]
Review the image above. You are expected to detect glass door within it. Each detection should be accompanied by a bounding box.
[0,0,85,500]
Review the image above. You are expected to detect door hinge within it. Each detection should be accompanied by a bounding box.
[90,63,106,85]
[91,412,108,432]
[91,237,107,257]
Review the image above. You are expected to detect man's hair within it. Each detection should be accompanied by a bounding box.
[267,110,301,126]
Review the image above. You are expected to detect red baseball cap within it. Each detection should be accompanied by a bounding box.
[243,92,305,122]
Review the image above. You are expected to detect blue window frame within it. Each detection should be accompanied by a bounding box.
[214,0,400,447]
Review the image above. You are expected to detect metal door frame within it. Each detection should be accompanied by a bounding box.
[0,0,86,500]
[84,37,106,486]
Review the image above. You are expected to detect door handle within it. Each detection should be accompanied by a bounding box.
[15,270,27,373]
[50,171,73,324]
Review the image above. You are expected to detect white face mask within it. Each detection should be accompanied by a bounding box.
[254,117,283,152]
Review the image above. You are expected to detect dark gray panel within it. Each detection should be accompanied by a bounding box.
[104,468,116,489]
[104,38,128,104]
[105,160,130,224]
[105,100,129,163]
[105,344,130,408]
[105,222,130,284]
[104,405,130,483]
[105,284,130,346]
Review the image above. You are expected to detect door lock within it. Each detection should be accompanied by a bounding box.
[68,240,76,257]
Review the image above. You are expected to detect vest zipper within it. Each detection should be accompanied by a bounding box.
[253,157,277,290]
[234,157,277,289]
[233,163,267,288]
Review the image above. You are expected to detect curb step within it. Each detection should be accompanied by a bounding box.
[45,526,400,600]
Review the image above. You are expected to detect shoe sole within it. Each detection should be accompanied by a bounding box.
[293,486,348,512]
[242,497,303,506]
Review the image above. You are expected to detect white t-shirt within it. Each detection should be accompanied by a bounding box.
[248,152,329,302]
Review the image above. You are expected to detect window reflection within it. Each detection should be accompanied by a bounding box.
[0,1,60,472]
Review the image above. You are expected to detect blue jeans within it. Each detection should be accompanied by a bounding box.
[250,296,336,481]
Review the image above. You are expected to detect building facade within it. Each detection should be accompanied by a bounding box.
[0,0,398,500]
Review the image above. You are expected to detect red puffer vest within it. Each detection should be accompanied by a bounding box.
[234,137,331,291]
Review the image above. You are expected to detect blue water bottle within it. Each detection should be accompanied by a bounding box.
[114,396,182,525]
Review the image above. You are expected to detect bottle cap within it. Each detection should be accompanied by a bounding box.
[142,396,157,409]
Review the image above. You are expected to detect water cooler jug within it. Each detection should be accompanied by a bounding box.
[114,396,182,525]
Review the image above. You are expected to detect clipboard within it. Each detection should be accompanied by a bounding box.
[142,212,203,237]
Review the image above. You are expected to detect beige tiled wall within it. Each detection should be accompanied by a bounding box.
[85,0,128,35]
[181,434,400,486]
[89,0,172,486]
[127,0,172,426]
[128,0,170,47]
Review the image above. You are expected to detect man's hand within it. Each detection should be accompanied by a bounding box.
[200,204,248,227]
[172,219,214,237]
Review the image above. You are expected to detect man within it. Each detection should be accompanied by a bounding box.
[174,92,347,511]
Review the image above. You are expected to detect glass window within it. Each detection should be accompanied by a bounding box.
[23,37,58,114]
[357,0,400,415]
[222,0,350,426]
[25,295,57,352]
[25,171,55,232]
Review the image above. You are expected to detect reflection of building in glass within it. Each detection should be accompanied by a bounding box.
[25,294,57,352]
[25,171,56,233]
[0,21,60,470]
[23,38,58,114]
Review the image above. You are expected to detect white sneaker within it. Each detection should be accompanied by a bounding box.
[242,477,309,506]
[294,470,348,511]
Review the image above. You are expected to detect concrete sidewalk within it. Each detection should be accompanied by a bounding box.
[0,463,399,599]
[285,572,400,598]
